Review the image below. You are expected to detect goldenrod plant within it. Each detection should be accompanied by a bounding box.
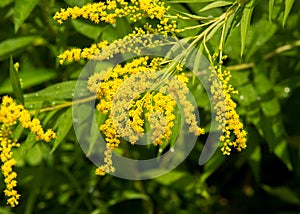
[53,0,247,175]
[0,0,299,212]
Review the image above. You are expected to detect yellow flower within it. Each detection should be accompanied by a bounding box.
[209,66,247,155]
[87,57,205,175]
[0,96,56,207]
[53,0,170,25]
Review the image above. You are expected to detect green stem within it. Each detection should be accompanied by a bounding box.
[38,96,96,113]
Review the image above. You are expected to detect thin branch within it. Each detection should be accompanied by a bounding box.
[263,40,300,60]
[39,95,96,113]
[226,40,300,71]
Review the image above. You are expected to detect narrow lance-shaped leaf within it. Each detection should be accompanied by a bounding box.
[51,107,73,153]
[240,6,254,57]
[222,9,236,43]
[9,55,24,104]
[283,0,295,27]
[269,0,275,22]
[199,1,233,12]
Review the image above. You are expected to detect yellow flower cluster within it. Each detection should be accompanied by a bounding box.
[95,146,115,175]
[54,0,247,177]
[210,66,247,155]
[0,127,19,207]
[57,41,109,65]
[54,0,178,65]
[53,0,170,24]
[87,57,204,175]
[57,30,173,64]
[0,96,56,207]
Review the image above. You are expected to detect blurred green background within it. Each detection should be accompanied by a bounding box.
[0,0,300,213]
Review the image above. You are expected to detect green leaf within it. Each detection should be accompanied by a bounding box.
[238,83,258,106]
[66,0,93,7]
[12,124,24,140]
[200,151,225,182]
[14,0,39,33]
[269,0,275,21]
[0,68,56,94]
[9,55,24,104]
[101,25,120,42]
[283,0,294,27]
[14,132,37,167]
[274,140,292,170]
[222,10,236,43]
[26,144,43,166]
[25,81,91,103]
[107,190,153,213]
[116,18,133,38]
[154,170,188,185]
[240,6,254,57]
[261,98,280,117]
[51,107,73,153]
[199,1,233,12]
[206,21,223,41]
[245,19,277,60]
[0,0,12,8]
[170,4,200,37]
[0,36,36,60]
[247,146,261,182]
[72,20,104,40]
[253,71,273,96]
[87,110,106,156]
[230,70,250,87]
[262,185,300,204]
